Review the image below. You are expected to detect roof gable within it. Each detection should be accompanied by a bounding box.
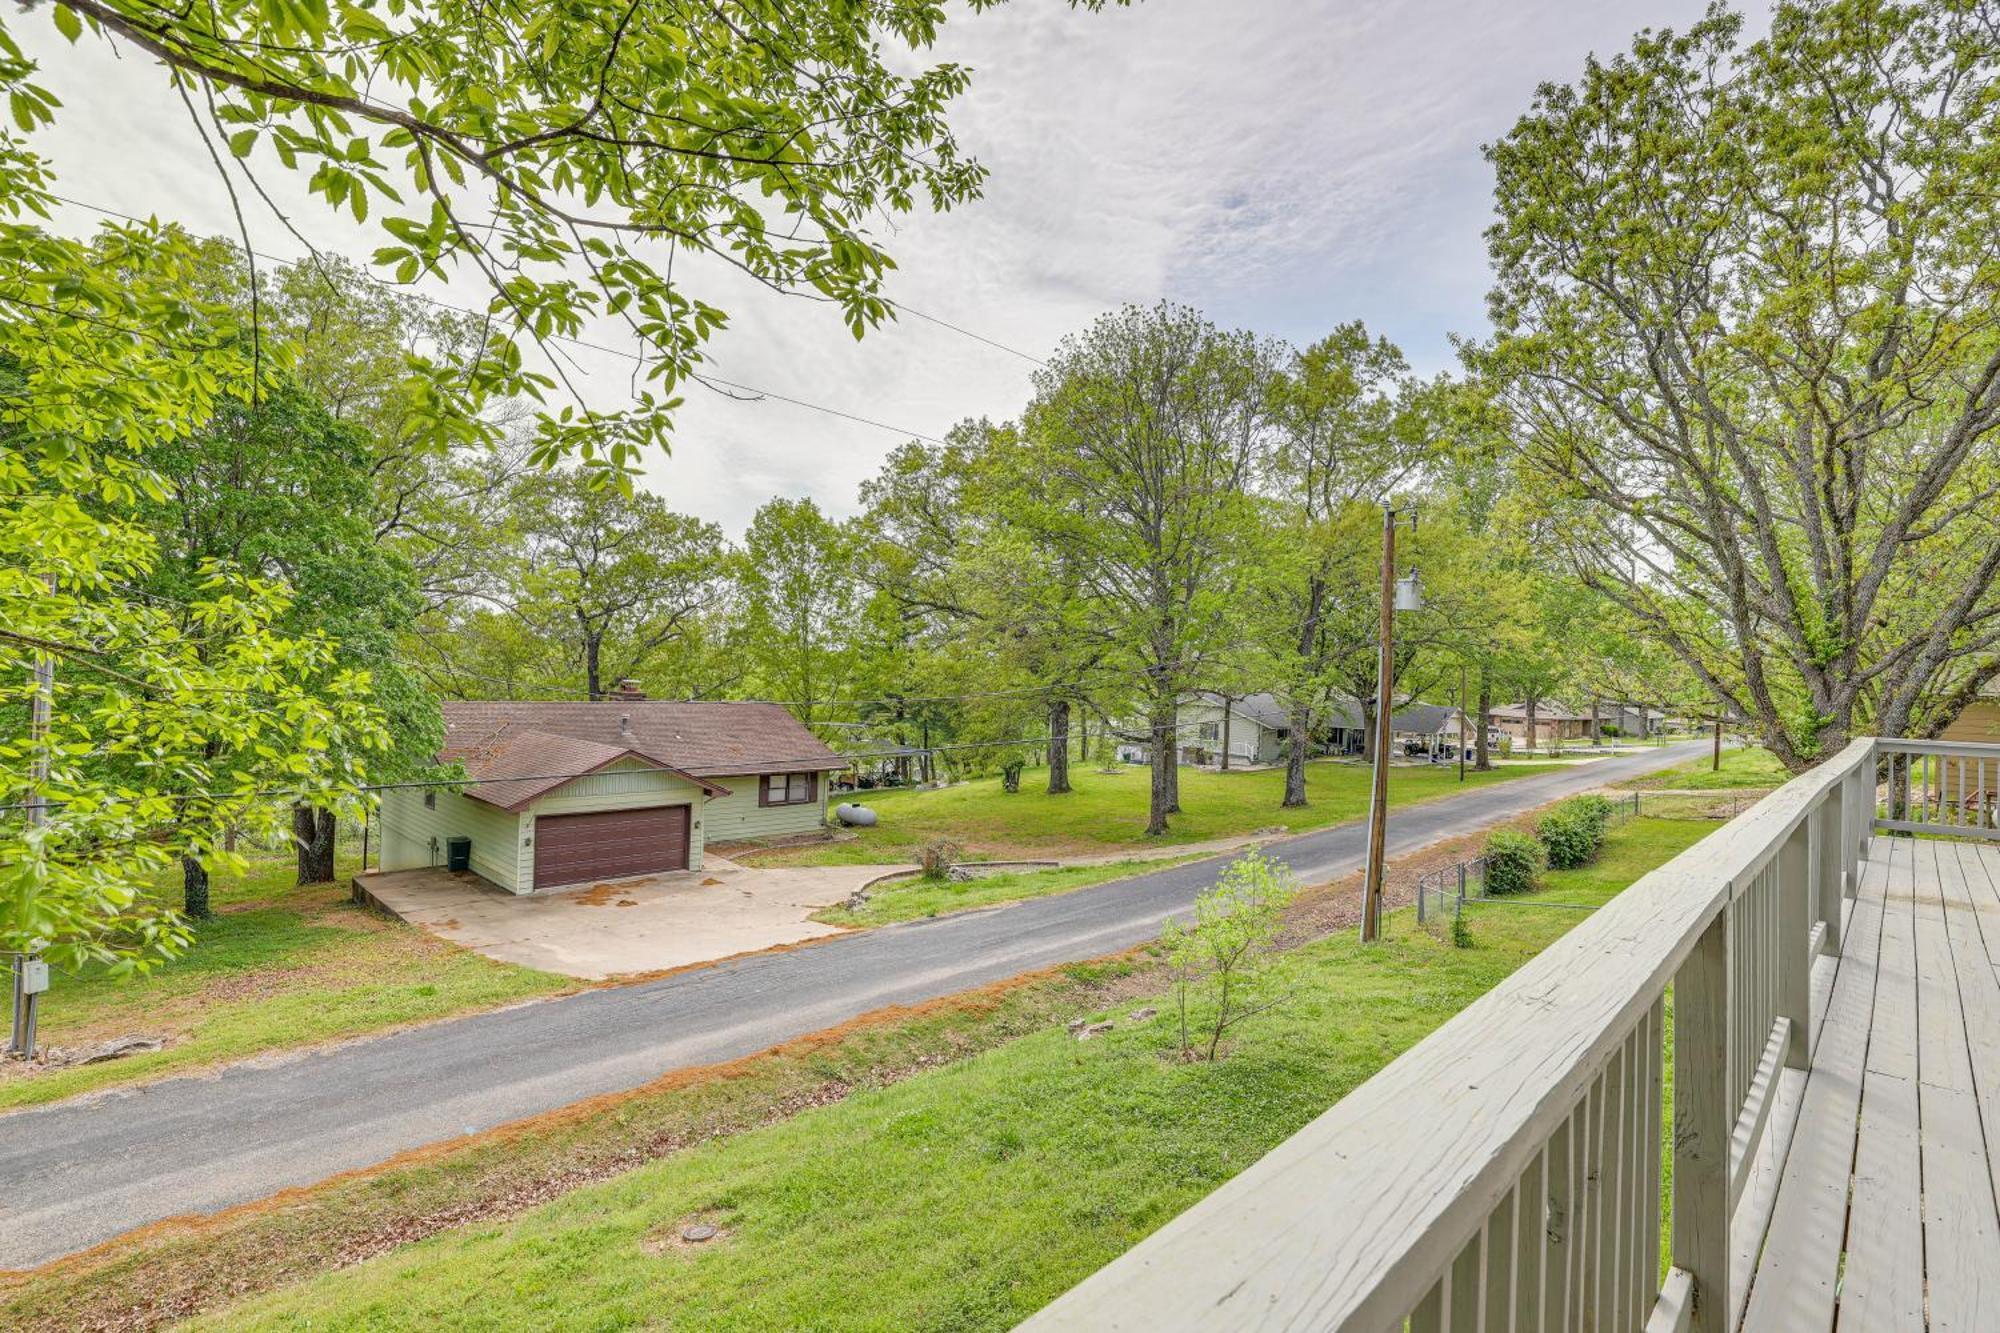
[440,701,841,807]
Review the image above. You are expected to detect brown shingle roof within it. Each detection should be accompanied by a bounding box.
[439,701,841,810]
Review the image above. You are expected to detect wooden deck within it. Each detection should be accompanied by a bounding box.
[1744,834,2000,1331]
[1022,739,2000,1333]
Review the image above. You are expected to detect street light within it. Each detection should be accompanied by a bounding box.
[1361,502,1420,944]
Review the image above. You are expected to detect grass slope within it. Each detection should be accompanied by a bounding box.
[817,855,1205,927]
[194,817,1713,1333]
[1617,746,1790,791]
[746,758,1565,866]
[0,854,570,1110]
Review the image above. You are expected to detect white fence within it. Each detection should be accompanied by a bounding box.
[1021,737,1993,1333]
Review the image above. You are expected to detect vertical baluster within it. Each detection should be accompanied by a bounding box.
[1779,819,1811,1067]
[1545,1116,1572,1332]
[1595,1044,1625,1331]
[1482,1184,1514,1333]
[1449,1227,1482,1333]
[1645,996,1666,1297]
[1674,905,1732,1332]
[1515,1147,1545,1333]
[1817,793,1843,957]
[1410,1277,1444,1333]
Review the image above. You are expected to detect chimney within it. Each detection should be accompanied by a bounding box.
[613,679,646,701]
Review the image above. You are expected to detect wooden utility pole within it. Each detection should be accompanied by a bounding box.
[1457,663,1467,784]
[1362,505,1397,943]
[9,580,52,1058]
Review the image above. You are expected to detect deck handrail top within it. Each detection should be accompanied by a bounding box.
[1019,735,1884,1332]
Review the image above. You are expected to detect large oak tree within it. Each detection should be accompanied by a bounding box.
[1477,0,2000,767]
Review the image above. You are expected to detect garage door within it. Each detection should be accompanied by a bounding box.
[533,805,689,889]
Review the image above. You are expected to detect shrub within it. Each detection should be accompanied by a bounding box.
[1450,912,1475,949]
[1538,794,1614,869]
[1484,828,1543,895]
[919,839,963,881]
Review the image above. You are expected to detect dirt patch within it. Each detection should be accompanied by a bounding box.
[568,883,625,907]
[639,1209,737,1256]
[192,965,339,1006]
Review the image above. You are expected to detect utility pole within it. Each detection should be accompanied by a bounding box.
[9,579,53,1059]
[1457,662,1467,784]
[1362,503,1421,943]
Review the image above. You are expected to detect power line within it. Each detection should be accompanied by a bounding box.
[0,715,1226,815]
[45,191,1029,446]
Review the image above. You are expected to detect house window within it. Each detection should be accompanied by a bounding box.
[423,792,437,810]
[1199,722,1219,740]
[760,772,818,807]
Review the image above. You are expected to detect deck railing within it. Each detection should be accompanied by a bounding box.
[1022,737,2000,1333]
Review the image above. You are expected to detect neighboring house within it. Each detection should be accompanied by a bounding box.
[1114,692,1367,766]
[379,683,843,893]
[1489,702,1596,744]
[1942,682,2000,744]
[1599,703,1668,738]
[1389,704,1503,757]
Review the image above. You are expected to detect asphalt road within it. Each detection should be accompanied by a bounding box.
[0,743,1704,1269]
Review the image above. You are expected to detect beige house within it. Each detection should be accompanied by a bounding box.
[379,689,843,893]
[1488,702,1596,745]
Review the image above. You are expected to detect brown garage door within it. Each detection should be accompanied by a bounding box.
[533,805,689,889]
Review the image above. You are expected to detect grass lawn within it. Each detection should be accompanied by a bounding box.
[0,852,571,1111]
[162,816,1714,1333]
[816,855,1206,927]
[743,758,1567,867]
[1616,745,1790,791]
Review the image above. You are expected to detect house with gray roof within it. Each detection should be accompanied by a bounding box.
[377,682,844,892]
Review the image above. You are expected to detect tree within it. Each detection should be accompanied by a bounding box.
[23,0,1112,468]
[496,469,730,700]
[736,498,866,729]
[134,381,439,899]
[1477,2,2000,767]
[1159,850,1297,1062]
[1014,304,1274,835]
[1259,326,1434,806]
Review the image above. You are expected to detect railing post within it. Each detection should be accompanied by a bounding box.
[1673,905,1732,1333]
[1779,822,1812,1068]
[1817,791,1844,958]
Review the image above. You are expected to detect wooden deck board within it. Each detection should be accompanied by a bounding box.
[1839,837,1927,1331]
[1916,840,2000,1330]
[1748,837,2000,1333]
[1739,835,1889,1330]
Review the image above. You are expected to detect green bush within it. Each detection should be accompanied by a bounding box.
[1538,794,1614,869]
[1484,829,1543,895]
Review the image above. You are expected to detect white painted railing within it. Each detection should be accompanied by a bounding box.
[1874,737,2000,839]
[1022,738,2000,1333]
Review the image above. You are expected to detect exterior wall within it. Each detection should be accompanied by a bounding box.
[1177,702,1282,765]
[380,787,526,892]
[1942,700,2000,745]
[522,760,714,888]
[701,772,831,843]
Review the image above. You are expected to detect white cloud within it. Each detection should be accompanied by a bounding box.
[14,0,1715,536]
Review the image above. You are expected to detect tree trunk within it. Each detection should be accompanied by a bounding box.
[1219,695,1234,771]
[1475,665,1493,772]
[1590,696,1601,745]
[182,854,211,919]
[1047,699,1072,795]
[583,632,603,700]
[1526,696,1540,756]
[1147,692,1176,835]
[1360,699,1377,770]
[295,805,337,885]
[1282,700,1310,808]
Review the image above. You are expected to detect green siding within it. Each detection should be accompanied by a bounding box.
[380,788,526,892]
[701,773,830,843]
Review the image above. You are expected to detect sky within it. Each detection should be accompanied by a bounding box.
[19,0,1716,536]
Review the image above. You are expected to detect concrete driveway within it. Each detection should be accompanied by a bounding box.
[353,857,898,979]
